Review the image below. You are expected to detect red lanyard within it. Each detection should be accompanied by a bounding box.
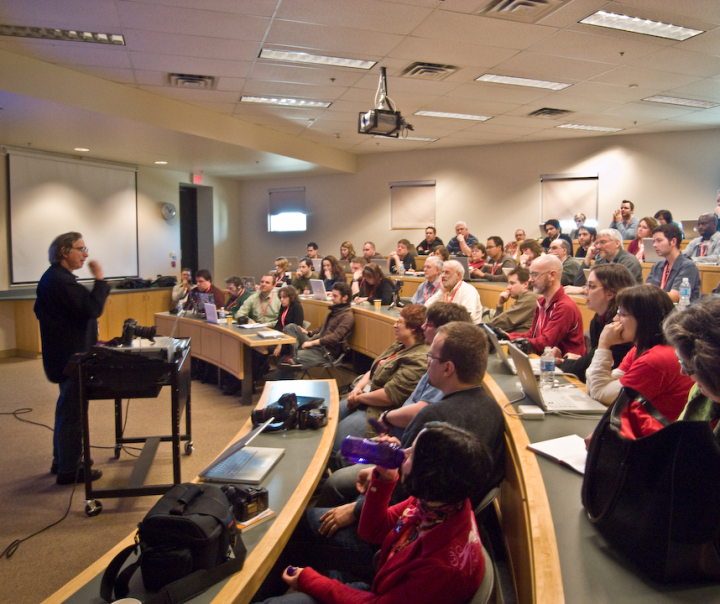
[660,263,671,289]
[699,241,708,257]
[445,282,461,303]
[490,261,500,275]
[424,280,440,302]
[280,305,289,328]
[274,274,284,287]
[260,292,274,318]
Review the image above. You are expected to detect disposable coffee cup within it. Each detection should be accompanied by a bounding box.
[373,299,382,310]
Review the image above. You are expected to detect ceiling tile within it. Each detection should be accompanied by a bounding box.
[527,30,663,64]
[630,48,720,78]
[494,51,616,81]
[123,30,260,62]
[603,101,701,119]
[445,82,553,104]
[669,78,720,99]
[248,63,365,87]
[0,0,122,30]
[560,80,660,102]
[591,65,701,89]
[241,80,346,100]
[137,85,241,103]
[126,0,279,17]
[129,52,253,77]
[66,65,137,84]
[386,36,520,69]
[614,0,720,23]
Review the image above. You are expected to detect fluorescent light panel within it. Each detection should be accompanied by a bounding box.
[557,124,624,132]
[260,49,375,70]
[241,96,331,108]
[476,73,571,91]
[643,95,719,109]
[374,135,438,142]
[414,111,491,121]
[579,11,703,41]
[0,24,125,44]
[74,148,89,152]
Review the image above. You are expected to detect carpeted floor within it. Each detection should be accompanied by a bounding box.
[0,356,255,604]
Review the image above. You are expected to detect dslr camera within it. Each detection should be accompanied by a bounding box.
[121,318,157,346]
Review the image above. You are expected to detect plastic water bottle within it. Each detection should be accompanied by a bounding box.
[679,278,691,309]
[340,436,405,468]
[540,346,555,389]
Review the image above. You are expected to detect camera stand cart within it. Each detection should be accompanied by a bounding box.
[77,338,192,516]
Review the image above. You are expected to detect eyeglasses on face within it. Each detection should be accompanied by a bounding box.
[72,246,89,253]
[529,271,549,279]
[425,352,446,363]
[676,352,696,376]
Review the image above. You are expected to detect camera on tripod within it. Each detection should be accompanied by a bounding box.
[121,318,157,346]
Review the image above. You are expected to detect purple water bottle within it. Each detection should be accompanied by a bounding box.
[340,436,405,468]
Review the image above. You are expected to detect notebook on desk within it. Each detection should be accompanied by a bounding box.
[508,343,606,414]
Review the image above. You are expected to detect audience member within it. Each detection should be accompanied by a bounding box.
[504,229,525,259]
[654,209,684,238]
[410,255,442,305]
[320,255,345,291]
[610,199,639,240]
[275,282,354,378]
[273,257,292,288]
[224,276,251,315]
[426,260,483,323]
[683,213,720,264]
[306,242,322,259]
[467,242,486,276]
[171,267,193,303]
[626,216,658,261]
[492,267,540,333]
[432,245,450,262]
[715,191,720,219]
[389,238,416,274]
[446,221,478,256]
[416,226,444,255]
[509,255,585,355]
[354,262,394,305]
[190,269,224,309]
[554,264,635,382]
[473,236,517,281]
[586,285,694,431]
[646,223,701,303]
[518,239,545,268]
[291,257,315,294]
[540,219,572,251]
[548,238,581,286]
[574,226,596,259]
[569,213,586,240]
[362,241,383,263]
[272,285,305,359]
[339,241,356,262]
[349,257,365,297]
[573,228,642,288]
[235,273,280,323]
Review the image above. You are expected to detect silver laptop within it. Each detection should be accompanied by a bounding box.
[482,325,559,376]
[642,238,662,263]
[310,278,328,301]
[338,260,352,273]
[452,256,469,279]
[508,343,606,414]
[284,256,299,271]
[681,219,698,237]
[311,259,323,272]
[204,303,219,324]
[199,418,285,484]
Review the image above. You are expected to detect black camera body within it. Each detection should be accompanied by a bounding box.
[251,393,327,432]
[121,318,157,346]
[221,484,269,523]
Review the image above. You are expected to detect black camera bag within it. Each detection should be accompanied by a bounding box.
[101,483,246,603]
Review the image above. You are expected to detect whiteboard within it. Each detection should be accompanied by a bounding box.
[8,152,138,284]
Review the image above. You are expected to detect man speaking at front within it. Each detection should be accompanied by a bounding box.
[35,232,111,485]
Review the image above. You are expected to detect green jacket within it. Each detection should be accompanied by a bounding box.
[235,290,281,324]
[369,340,430,409]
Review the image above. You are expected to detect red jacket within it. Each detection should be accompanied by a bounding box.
[298,472,484,604]
[509,287,585,356]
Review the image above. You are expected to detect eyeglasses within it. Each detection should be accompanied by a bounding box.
[426,352,447,364]
[529,271,549,279]
[616,308,631,317]
[676,353,696,377]
[586,282,603,291]
[72,246,89,253]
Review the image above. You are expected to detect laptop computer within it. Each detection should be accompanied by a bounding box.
[453,256,469,279]
[243,276,256,291]
[199,418,285,484]
[681,219,698,237]
[204,303,219,324]
[284,256,299,271]
[338,260,352,274]
[643,238,662,263]
[311,259,323,272]
[310,279,328,301]
[508,343,606,414]
[482,325,560,376]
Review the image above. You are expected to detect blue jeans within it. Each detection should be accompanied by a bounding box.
[53,377,84,474]
[330,399,370,470]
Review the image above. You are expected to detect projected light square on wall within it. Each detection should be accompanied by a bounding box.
[268,187,307,232]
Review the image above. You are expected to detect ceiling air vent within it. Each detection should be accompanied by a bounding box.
[528,107,574,118]
[477,0,571,24]
[168,73,217,89]
[400,62,459,81]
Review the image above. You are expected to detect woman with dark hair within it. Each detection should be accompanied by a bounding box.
[273,257,292,288]
[257,422,490,604]
[665,297,720,438]
[320,255,345,291]
[627,216,658,260]
[339,241,356,262]
[272,286,304,358]
[518,239,545,269]
[554,264,636,382]
[354,262,394,305]
[586,284,694,430]
[432,245,450,262]
[468,242,487,277]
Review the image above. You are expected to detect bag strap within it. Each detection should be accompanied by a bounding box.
[636,395,671,428]
[100,542,139,602]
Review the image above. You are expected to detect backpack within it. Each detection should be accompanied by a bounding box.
[101,483,246,603]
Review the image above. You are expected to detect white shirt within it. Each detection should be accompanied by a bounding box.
[425,280,484,324]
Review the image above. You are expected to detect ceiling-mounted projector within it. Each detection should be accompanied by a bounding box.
[358,67,413,138]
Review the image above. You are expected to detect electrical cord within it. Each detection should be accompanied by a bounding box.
[502,395,527,417]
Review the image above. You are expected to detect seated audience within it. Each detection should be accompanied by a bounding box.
[172,267,193,303]
[554,264,635,382]
[320,255,345,291]
[540,219,572,251]
[574,226,596,259]
[509,255,585,356]
[224,276,251,315]
[609,200,639,240]
[272,285,304,359]
[654,209,684,238]
[235,273,280,324]
[291,257,315,294]
[331,305,429,461]
[410,255,442,305]
[664,297,720,438]
[646,223,701,303]
[492,267,539,333]
[446,221,478,256]
[339,240,356,263]
[683,213,720,264]
[426,260,483,323]
[716,191,720,220]
[473,237,517,281]
[306,242,322,259]
[389,238,416,274]
[362,241,383,263]
[569,213,586,240]
[518,239,545,268]
[586,285,694,433]
[273,257,292,288]
[432,245,450,262]
[253,423,492,604]
[349,256,365,297]
[354,262,394,305]
[275,282,354,378]
[189,269,224,310]
[467,242,486,276]
[626,216,658,261]
[416,226,444,255]
[548,238,581,286]
[573,228,643,288]
[505,229,526,259]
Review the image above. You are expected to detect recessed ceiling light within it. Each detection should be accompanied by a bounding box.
[260,49,376,70]
[557,124,624,132]
[374,135,438,142]
[579,11,703,41]
[0,24,125,44]
[476,74,571,91]
[643,95,719,109]
[414,111,492,121]
[155,161,168,165]
[240,96,332,108]
[74,147,89,152]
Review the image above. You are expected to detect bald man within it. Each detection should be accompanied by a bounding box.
[683,213,720,264]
